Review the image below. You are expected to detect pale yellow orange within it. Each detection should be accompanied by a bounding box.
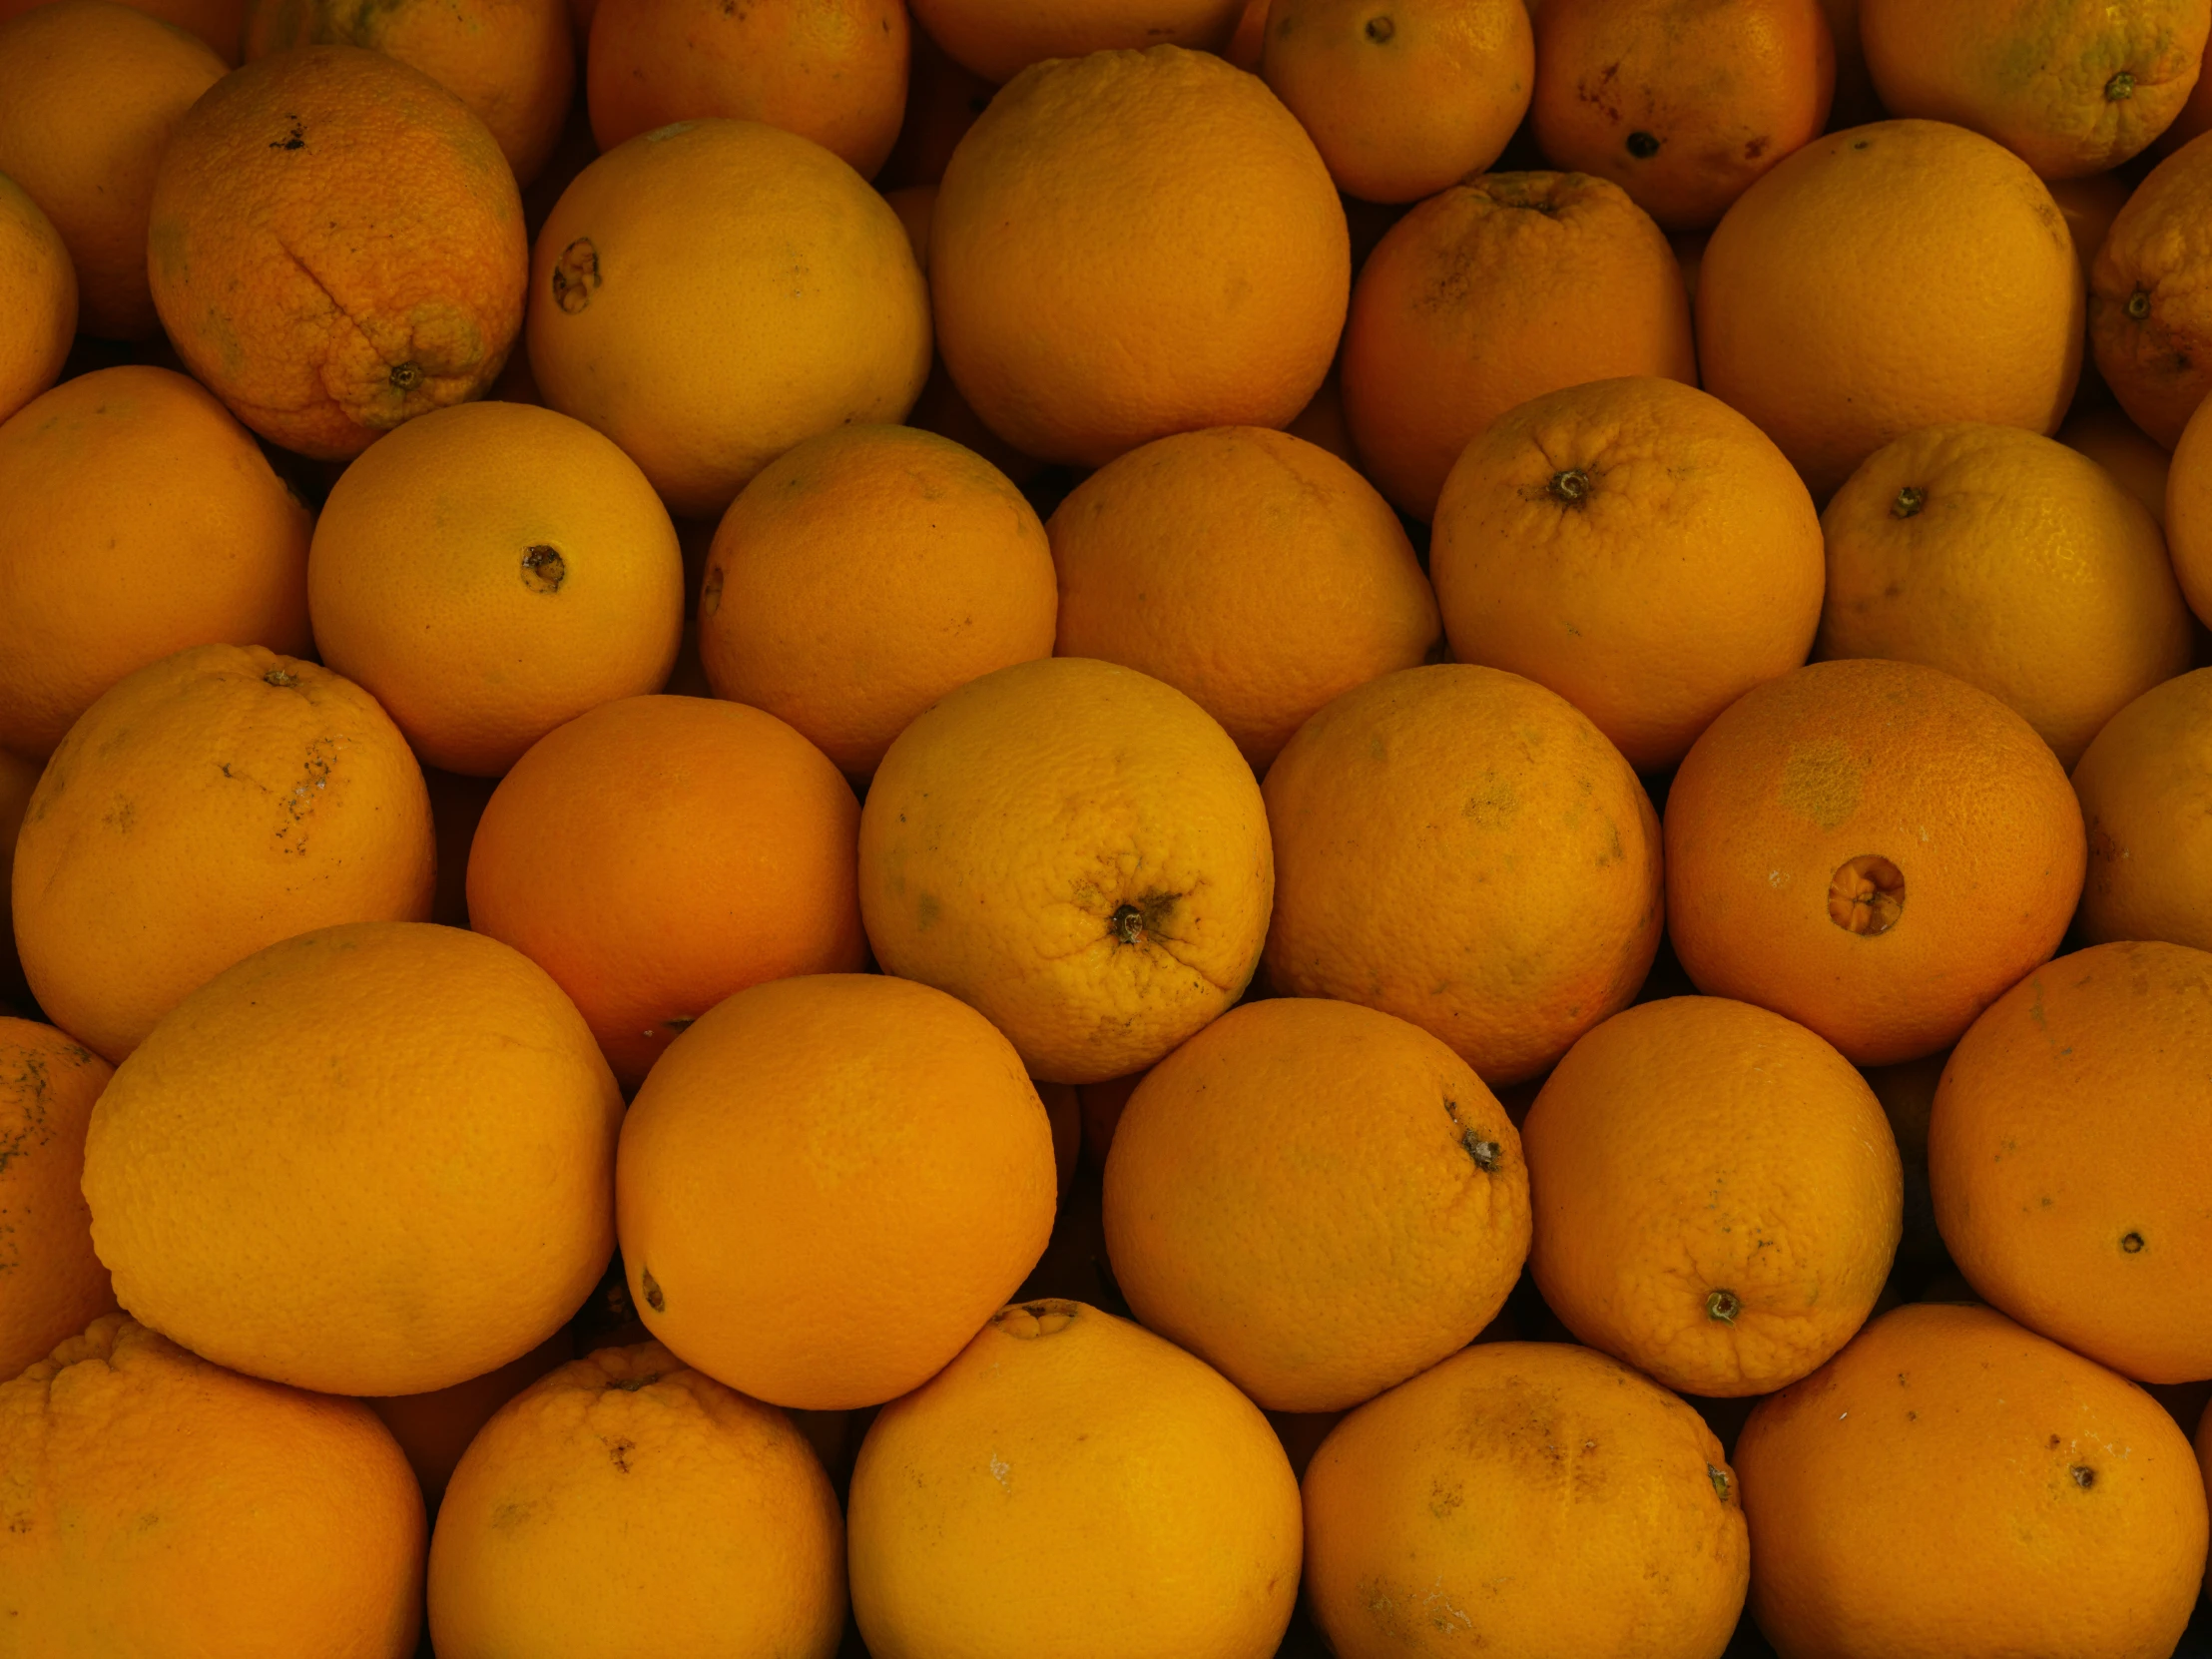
[0,174,72,422]
[0,1019,115,1380]
[2072,669,2212,951]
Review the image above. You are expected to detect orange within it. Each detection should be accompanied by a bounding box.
[1101,996,1530,1412]
[1303,1342,1749,1659]
[1525,996,1903,1397]
[1341,171,1695,520]
[1531,0,1836,231]
[2152,42,2212,161]
[0,749,33,998]
[1663,658,2085,1066]
[1929,940,2212,1383]
[2059,399,2171,526]
[1734,1302,2208,1659]
[1816,421,2192,767]
[244,0,575,186]
[528,117,929,519]
[80,921,624,1395]
[847,1299,1302,1659]
[466,695,866,1088]
[1048,426,1441,772]
[698,423,1056,777]
[857,657,1273,1085]
[1430,375,1825,773]
[427,1341,846,1658]
[0,0,223,339]
[1262,663,1664,1086]
[0,174,72,422]
[2047,169,2133,283]
[308,400,685,776]
[0,366,313,760]
[930,47,1347,468]
[2088,131,2212,447]
[2163,381,2212,615]
[0,1019,115,1380]
[2072,669,2212,949]
[364,1329,572,1500]
[588,0,906,178]
[617,974,1056,1408]
[0,0,245,57]
[907,0,1246,83]
[1697,120,2083,501]
[148,46,526,459]
[1859,0,2210,179]
[1258,0,1534,205]
[0,1315,425,1657]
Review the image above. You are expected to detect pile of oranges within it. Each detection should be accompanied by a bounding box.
[4,0,2212,1654]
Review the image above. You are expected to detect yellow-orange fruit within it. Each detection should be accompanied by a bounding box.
[2163,382,2212,619]
[2086,131,2212,448]
[907,0,1245,83]
[0,174,73,421]
[0,749,33,997]
[0,1020,116,1380]
[0,0,245,56]
[2072,669,2212,951]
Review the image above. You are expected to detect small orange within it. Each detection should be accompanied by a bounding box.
[906,0,1246,83]
[0,1019,115,1381]
[308,400,685,776]
[2072,669,2212,950]
[1531,0,1836,231]
[1262,663,1664,1086]
[697,424,1056,778]
[427,1342,847,1658]
[2162,382,2212,616]
[0,749,33,997]
[1664,658,2085,1066]
[1048,425,1441,773]
[2089,130,2212,447]
[1341,171,1695,519]
[1258,0,1535,205]
[0,174,73,422]
[364,1330,572,1500]
[2059,399,2170,527]
[1734,1302,2208,1659]
[0,1315,426,1658]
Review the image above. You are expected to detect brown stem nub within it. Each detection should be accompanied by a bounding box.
[1708,1463,1732,1500]
[1364,14,1393,42]
[2106,71,2135,101]
[1110,903,1144,944]
[387,361,424,391]
[2120,1231,2146,1254]
[1463,1132,1501,1171]
[1706,1288,1741,1324]
[1626,131,1661,158]
[1550,468,1593,504]
[2127,289,2152,320]
[1892,486,1926,519]
[640,1268,665,1313]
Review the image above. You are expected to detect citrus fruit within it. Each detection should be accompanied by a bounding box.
[2072,669,2212,950]
[0,1019,115,1381]
[2161,381,2212,617]
[0,172,72,421]
[0,749,33,997]
[2087,129,2212,446]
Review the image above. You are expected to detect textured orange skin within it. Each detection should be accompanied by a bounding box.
[1304,1342,1748,1659]
[0,0,244,56]
[617,974,1057,1408]
[1930,941,2212,1383]
[588,0,905,177]
[0,751,33,998]
[698,423,1056,777]
[1532,0,1835,231]
[81,922,624,1395]
[148,45,527,460]
[1431,375,1824,773]
[2072,669,2212,950]
[930,47,1348,468]
[308,400,685,776]
[0,0,223,338]
[1816,422,2192,767]
[1260,0,1533,205]
[848,1300,1302,1659]
[1342,171,1696,520]
[2164,385,2212,618]
[858,657,1273,1085]
[0,1020,115,1381]
[1735,1303,2208,1659]
[364,1329,571,1499]
[528,117,929,519]
[1262,663,1664,1087]
[467,695,867,1088]
[245,0,575,185]
[1049,426,1440,773]
[907,0,1245,82]
[0,1315,426,1658]
[1860,0,2210,179]
[2090,132,2212,448]
[1102,996,1529,1413]
[12,645,435,1062]
[1664,659,2085,1066]
[2059,400,2170,527]
[428,1342,846,1658]
[1698,121,2083,502]
[1525,996,1902,1398]
[0,177,73,423]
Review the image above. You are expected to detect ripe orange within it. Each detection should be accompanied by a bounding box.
[1258,0,1535,205]
[1048,425,1441,772]
[0,1019,115,1380]
[0,1315,426,1658]
[1430,374,1825,773]
[81,921,624,1395]
[1697,120,2083,501]
[697,423,1056,778]
[466,695,867,1088]
[0,174,72,422]
[1663,658,2085,1066]
[427,1342,847,1658]
[907,0,1246,83]
[1531,0,1836,231]
[1734,1302,2208,1659]
[363,1329,571,1499]
[528,117,929,518]
[2088,130,2212,447]
[857,657,1273,1085]
[930,47,1348,468]
[1102,996,1529,1412]
[307,400,685,776]
[1303,1342,1749,1659]
[1262,664,1664,1086]
[2162,382,2212,616]
[2072,669,2212,950]
[1342,171,1696,519]
[847,1299,1302,1659]
[0,0,244,56]
[0,749,33,998]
